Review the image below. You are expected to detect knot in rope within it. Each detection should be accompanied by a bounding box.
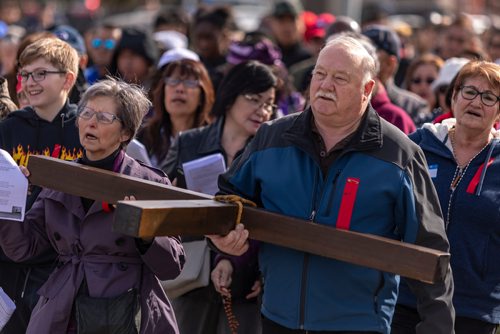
[214,195,257,225]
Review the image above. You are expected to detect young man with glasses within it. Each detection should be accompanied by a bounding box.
[0,37,83,334]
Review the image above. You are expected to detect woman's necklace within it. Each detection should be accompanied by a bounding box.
[448,127,490,191]
[446,127,490,228]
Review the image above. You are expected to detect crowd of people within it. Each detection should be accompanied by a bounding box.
[0,1,499,333]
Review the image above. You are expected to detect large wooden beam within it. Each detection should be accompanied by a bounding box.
[115,200,237,237]
[27,155,212,202]
[115,199,449,283]
[28,155,449,283]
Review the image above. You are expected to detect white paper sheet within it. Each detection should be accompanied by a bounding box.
[182,153,226,195]
[0,149,28,221]
[0,287,16,330]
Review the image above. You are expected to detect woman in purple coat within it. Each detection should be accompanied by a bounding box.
[0,78,185,334]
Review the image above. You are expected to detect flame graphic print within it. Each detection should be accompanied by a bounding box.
[12,144,83,166]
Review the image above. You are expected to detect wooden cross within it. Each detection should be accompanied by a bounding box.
[27,155,450,284]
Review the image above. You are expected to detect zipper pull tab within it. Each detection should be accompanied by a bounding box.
[309,210,316,221]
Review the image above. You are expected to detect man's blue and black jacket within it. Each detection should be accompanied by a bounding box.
[218,106,454,334]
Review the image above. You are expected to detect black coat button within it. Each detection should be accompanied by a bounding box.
[118,262,128,271]
[53,232,61,241]
[115,238,126,246]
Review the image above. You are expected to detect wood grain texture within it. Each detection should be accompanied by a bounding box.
[28,155,449,283]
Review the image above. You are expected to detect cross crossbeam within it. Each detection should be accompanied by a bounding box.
[27,155,450,283]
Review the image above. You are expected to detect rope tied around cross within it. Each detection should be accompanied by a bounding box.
[213,194,257,226]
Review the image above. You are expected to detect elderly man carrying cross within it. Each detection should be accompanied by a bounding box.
[208,34,455,334]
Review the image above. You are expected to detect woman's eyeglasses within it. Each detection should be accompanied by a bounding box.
[243,94,277,113]
[78,107,122,124]
[411,77,435,85]
[91,38,116,50]
[460,85,500,107]
[165,77,200,89]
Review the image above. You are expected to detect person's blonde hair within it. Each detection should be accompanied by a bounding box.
[18,37,79,78]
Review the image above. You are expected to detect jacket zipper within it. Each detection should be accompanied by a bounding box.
[299,169,320,329]
[299,168,341,329]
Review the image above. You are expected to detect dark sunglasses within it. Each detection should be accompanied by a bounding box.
[91,38,116,50]
[411,77,435,85]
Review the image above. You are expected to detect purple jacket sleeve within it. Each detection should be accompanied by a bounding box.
[214,239,259,271]
[139,236,185,281]
[0,190,51,262]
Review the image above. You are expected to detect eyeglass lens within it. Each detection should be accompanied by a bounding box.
[461,86,499,106]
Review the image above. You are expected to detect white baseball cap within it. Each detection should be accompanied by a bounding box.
[157,48,200,69]
[431,57,470,91]
[154,30,188,50]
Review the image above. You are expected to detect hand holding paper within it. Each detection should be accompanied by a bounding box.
[0,287,16,330]
[0,149,28,221]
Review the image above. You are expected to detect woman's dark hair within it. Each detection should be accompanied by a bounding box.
[140,59,215,161]
[210,60,277,119]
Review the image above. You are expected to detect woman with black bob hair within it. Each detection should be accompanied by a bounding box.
[163,60,277,334]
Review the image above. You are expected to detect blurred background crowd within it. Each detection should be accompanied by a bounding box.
[0,0,499,123]
[0,1,499,334]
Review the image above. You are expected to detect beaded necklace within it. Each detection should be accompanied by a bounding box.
[448,127,490,191]
[446,127,491,226]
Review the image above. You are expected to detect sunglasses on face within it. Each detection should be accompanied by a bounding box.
[91,38,116,50]
[411,77,435,85]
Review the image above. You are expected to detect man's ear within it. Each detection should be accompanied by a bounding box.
[363,79,376,99]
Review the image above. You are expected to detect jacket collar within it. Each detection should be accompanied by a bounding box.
[196,116,225,155]
[283,105,383,155]
[418,118,500,159]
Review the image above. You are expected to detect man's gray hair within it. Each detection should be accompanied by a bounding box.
[78,77,152,147]
[322,35,378,84]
